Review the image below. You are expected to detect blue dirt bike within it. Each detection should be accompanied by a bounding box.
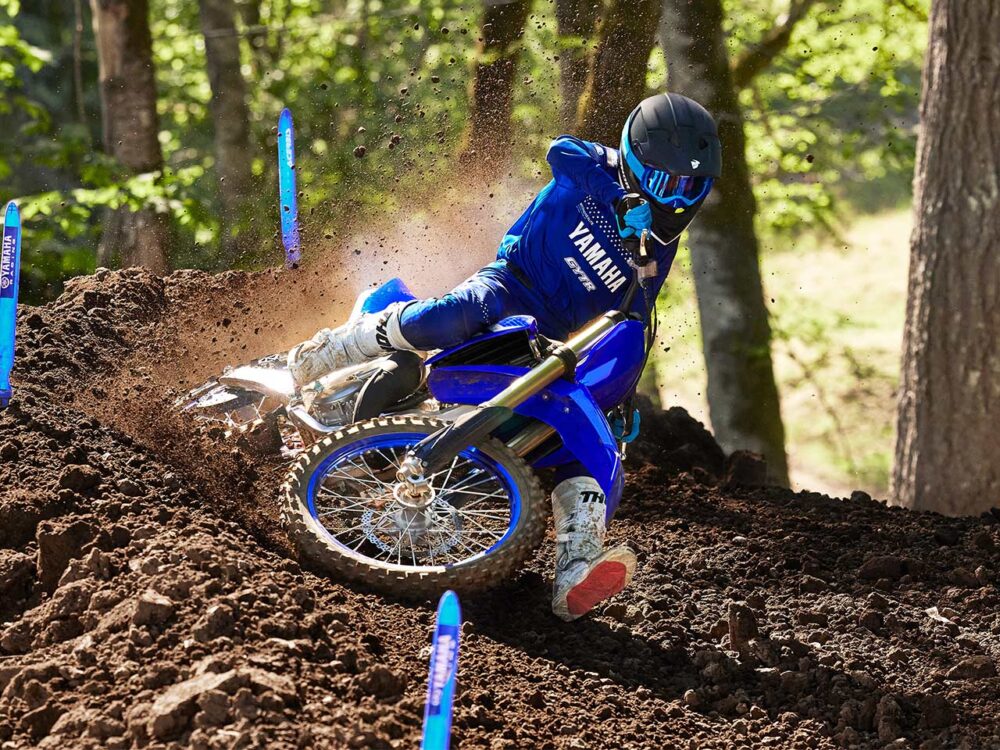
[180,227,658,597]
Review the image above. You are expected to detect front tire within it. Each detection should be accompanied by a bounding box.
[281,415,546,598]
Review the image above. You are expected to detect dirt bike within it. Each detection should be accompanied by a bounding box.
[179,218,658,598]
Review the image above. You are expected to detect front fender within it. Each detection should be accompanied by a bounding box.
[427,366,624,518]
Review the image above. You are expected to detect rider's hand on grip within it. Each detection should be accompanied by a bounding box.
[614,194,652,240]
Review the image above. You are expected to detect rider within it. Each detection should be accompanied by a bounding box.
[289,92,721,621]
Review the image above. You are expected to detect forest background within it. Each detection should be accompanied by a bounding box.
[0,0,929,495]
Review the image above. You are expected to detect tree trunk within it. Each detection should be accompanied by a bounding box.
[576,0,661,145]
[892,0,1000,515]
[462,0,530,170]
[89,0,168,272]
[200,0,258,266]
[235,0,274,77]
[660,0,789,486]
[555,0,599,129]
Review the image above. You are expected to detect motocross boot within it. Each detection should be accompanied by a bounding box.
[287,302,414,387]
[551,477,637,622]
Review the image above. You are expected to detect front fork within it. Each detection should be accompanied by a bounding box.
[394,310,628,501]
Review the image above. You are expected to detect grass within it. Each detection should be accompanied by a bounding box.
[649,209,912,498]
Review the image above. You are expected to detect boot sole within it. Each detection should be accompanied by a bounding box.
[565,550,636,618]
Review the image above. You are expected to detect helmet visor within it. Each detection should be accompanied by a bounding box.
[640,169,713,207]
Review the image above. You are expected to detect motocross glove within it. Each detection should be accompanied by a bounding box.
[614,197,652,239]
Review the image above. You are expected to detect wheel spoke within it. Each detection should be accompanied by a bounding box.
[321,472,385,488]
[308,432,519,569]
[441,487,506,500]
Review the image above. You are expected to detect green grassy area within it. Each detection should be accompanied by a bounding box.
[650,209,912,497]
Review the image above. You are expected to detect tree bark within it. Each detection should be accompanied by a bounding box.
[660,0,789,486]
[89,0,168,272]
[235,0,274,77]
[555,0,600,129]
[462,0,531,170]
[200,0,258,266]
[892,0,1000,514]
[576,0,661,145]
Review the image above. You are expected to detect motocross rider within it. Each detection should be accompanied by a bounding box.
[289,93,721,621]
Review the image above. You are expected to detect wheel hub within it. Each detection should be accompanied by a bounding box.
[392,480,435,509]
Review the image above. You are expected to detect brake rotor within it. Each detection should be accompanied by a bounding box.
[360,502,463,559]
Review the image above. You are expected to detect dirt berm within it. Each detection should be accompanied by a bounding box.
[1,268,999,749]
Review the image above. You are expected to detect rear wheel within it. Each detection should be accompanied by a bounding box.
[281,415,546,597]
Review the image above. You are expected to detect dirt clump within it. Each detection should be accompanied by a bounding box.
[0,269,998,748]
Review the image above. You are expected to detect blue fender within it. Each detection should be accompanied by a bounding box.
[427,366,625,518]
[576,318,646,411]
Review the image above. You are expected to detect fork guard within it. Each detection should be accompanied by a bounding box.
[426,366,625,519]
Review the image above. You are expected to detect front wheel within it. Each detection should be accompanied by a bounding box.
[281,415,546,598]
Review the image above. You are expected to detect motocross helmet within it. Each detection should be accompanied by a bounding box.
[619,93,721,243]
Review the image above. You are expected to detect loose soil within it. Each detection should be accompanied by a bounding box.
[1,268,999,749]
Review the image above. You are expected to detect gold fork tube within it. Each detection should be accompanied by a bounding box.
[484,311,623,410]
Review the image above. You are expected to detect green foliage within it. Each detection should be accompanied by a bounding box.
[0,0,927,304]
[725,0,928,238]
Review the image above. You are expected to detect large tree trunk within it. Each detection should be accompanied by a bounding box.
[555,0,599,129]
[462,0,531,170]
[660,0,789,486]
[892,0,1000,515]
[200,0,258,266]
[576,0,661,145]
[89,0,168,272]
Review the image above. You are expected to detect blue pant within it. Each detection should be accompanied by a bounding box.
[398,262,589,484]
[397,262,536,350]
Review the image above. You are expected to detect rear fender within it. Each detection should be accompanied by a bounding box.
[353,278,417,320]
[427,366,624,518]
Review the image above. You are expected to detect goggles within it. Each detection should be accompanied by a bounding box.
[640,169,713,207]
[622,144,713,208]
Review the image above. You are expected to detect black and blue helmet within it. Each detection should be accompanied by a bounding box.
[620,93,721,242]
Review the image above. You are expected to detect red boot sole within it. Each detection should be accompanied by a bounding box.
[565,560,629,618]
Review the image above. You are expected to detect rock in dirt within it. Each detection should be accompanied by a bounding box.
[133,589,176,627]
[798,574,829,594]
[858,610,885,633]
[192,602,236,642]
[19,703,62,741]
[933,527,961,546]
[35,517,102,591]
[357,665,407,699]
[146,670,243,740]
[0,440,19,461]
[194,688,230,727]
[57,464,102,493]
[0,551,35,608]
[728,601,760,654]
[946,656,996,680]
[875,695,903,742]
[243,667,297,703]
[858,554,907,581]
[918,693,954,729]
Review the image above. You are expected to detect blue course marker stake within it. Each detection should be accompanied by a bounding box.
[0,201,22,409]
[421,591,461,750]
[277,108,301,269]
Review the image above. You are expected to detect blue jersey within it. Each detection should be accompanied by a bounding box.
[496,136,679,334]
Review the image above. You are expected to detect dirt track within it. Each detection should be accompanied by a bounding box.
[2,268,1000,749]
